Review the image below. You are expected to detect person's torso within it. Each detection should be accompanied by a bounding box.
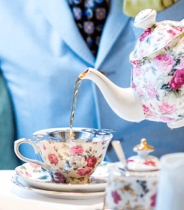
[0,0,184,160]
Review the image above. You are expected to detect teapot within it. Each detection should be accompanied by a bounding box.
[81,9,184,129]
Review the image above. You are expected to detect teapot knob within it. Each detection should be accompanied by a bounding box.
[134,9,157,30]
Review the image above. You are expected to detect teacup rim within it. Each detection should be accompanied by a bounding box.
[33,127,113,143]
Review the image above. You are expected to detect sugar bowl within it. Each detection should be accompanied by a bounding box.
[104,139,160,210]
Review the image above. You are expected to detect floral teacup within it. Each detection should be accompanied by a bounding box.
[14,128,113,184]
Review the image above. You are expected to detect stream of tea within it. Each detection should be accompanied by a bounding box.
[69,69,89,139]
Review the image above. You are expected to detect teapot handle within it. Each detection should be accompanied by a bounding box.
[14,138,50,171]
[134,9,157,30]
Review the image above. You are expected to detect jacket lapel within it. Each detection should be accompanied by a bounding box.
[38,0,95,66]
[38,0,130,68]
[95,0,130,69]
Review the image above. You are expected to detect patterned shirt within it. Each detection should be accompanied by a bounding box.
[68,0,110,57]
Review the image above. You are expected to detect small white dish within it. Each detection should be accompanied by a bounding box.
[15,161,112,192]
[11,175,105,200]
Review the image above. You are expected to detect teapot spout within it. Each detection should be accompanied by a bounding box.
[81,68,145,122]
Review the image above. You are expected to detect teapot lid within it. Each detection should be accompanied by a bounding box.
[127,138,160,171]
[130,9,184,61]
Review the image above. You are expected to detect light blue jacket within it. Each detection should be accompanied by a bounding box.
[0,0,184,166]
[0,72,20,169]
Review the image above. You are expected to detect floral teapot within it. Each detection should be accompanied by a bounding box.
[81,9,184,129]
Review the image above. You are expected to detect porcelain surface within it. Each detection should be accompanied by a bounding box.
[81,9,184,128]
[11,174,105,200]
[156,153,184,210]
[131,9,184,123]
[104,139,160,210]
[104,162,159,210]
[15,161,112,192]
[14,127,112,184]
[127,139,160,171]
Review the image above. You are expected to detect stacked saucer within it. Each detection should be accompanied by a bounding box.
[12,161,112,200]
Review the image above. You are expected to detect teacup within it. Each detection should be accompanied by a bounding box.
[14,128,113,184]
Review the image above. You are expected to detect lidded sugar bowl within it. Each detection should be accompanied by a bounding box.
[104,139,160,210]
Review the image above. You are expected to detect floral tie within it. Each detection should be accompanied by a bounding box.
[68,0,110,57]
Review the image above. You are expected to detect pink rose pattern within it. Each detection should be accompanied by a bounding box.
[131,21,184,123]
[112,190,122,204]
[126,160,134,163]
[153,54,175,74]
[169,68,184,90]
[77,167,92,176]
[167,29,176,37]
[132,62,142,78]
[145,81,158,99]
[132,22,183,60]
[142,105,157,118]
[136,88,143,97]
[106,178,157,209]
[25,172,32,177]
[159,116,175,122]
[86,156,97,167]
[29,163,40,169]
[43,144,46,150]
[132,82,136,89]
[139,28,152,42]
[53,172,66,183]
[69,145,84,156]
[16,140,107,184]
[157,102,177,114]
[48,153,59,165]
[144,160,156,167]
[167,27,183,39]
[17,144,103,184]
[150,193,157,207]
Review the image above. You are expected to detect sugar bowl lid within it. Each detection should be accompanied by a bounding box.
[130,9,184,61]
[127,138,160,171]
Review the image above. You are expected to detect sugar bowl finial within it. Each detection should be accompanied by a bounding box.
[127,138,160,171]
[133,138,154,151]
[105,138,160,209]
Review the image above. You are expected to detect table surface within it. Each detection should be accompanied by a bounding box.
[0,170,104,210]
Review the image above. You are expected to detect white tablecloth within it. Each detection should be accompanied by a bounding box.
[0,171,104,210]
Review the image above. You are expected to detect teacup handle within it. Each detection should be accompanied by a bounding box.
[14,138,51,171]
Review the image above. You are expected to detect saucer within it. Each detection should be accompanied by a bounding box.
[15,161,112,192]
[12,174,105,200]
